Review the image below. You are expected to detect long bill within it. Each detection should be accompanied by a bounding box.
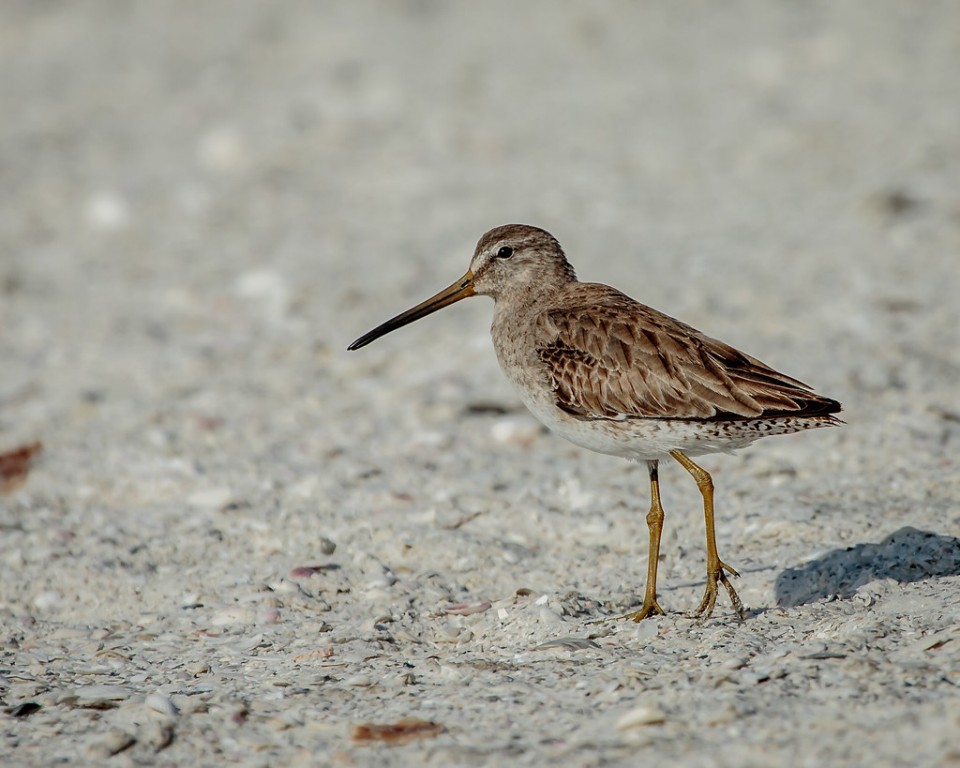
[347,271,475,351]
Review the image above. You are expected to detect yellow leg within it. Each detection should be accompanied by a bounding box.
[670,451,745,620]
[624,461,667,622]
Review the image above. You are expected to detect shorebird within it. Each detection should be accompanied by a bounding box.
[348,225,842,620]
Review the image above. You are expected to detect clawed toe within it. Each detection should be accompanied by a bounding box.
[623,599,665,623]
[691,561,745,621]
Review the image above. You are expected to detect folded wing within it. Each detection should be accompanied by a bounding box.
[535,286,841,422]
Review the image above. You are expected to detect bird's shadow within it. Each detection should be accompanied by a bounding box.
[774,525,960,607]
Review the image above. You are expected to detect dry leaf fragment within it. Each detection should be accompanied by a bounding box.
[352,718,444,745]
[444,601,492,616]
[292,647,335,662]
[289,564,339,579]
[0,441,42,493]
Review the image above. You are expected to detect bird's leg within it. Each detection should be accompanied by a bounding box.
[624,460,666,622]
[669,451,745,620]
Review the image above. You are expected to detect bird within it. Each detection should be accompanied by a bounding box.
[348,224,842,620]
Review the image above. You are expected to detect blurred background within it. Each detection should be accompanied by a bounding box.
[2,0,959,519]
[3,0,959,520]
[4,0,960,470]
[4,5,958,314]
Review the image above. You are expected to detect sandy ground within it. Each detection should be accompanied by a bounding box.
[2,2,959,766]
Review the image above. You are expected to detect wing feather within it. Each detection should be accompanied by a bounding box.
[534,285,841,422]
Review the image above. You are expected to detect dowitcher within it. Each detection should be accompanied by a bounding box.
[348,225,842,620]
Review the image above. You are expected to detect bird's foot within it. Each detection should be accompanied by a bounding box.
[622,598,666,623]
[690,560,745,621]
[588,597,665,625]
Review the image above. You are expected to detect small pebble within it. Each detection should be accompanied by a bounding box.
[186,487,235,510]
[72,685,129,708]
[705,704,739,726]
[259,607,282,624]
[720,656,749,670]
[88,729,136,758]
[615,705,667,730]
[319,537,337,555]
[435,622,464,642]
[740,670,770,686]
[144,693,179,718]
[501,547,521,564]
[141,721,175,752]
[438,664,465,681]
[210,607,253,626]
[33,591,63,610]
[538,607,565,626]
[490,417,541,446]
[633,620,659,641]
[391,672,417,686]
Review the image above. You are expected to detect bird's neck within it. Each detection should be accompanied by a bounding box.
[491,280,575,321]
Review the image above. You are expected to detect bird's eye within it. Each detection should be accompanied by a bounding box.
[496,246,514,259]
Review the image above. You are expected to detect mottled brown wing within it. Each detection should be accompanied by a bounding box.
[535,287,840,421]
